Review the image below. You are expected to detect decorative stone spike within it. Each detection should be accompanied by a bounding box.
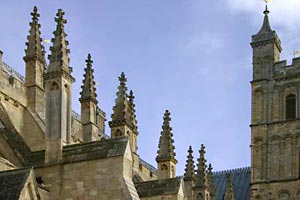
[195,144,208,188]
[256,5,272,35]
[24,6,46,117]
[109,72,131,128]
[79,54,98,104]
[156,110,177,163]
[24,6,45,62]
[224,174,235,200]
[207,163,216,197]
[47,9,73,76]
[184,146,195,181]
[128,90,138,133]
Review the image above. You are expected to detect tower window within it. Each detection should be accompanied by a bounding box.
[286,94,296,120]
[114,129,122,137]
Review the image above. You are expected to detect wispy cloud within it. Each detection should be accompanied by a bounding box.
[226,0,300,59]
[226,0,300,31]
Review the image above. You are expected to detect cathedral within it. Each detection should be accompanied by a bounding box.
[0,5,299,200]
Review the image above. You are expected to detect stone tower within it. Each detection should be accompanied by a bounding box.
[79,54,100,142]
[156,110,177,180]
[109,72,139,167]
[24,6,46,119]
[250,6,300,199]
[44,9,75,164]
[193,144,210,200]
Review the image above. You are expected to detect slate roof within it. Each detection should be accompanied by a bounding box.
[62,136,129,163]
[135,177,182,198]
[213,167,251,200]
[139,157,157,174]
[0,167,32,200]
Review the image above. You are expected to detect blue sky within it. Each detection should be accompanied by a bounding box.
[0,0,299,174]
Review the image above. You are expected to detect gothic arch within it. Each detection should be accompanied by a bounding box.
[252,89,264,122]
[161,164,168,170]
[171,165,175,177]
[285,94,296,119]
[278,190,290,200]
[269,136,281,179]
[160,164,168,179]
[114,129,122,137]
[196,192,203,200]
[281,136,293,177]
[49,81,59,90]
[253,138,264,180]
[253,137,264,144]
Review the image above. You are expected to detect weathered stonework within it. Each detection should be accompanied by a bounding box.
[250,7,300,199]
[0,4,299,200]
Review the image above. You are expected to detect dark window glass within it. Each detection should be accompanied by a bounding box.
[286,94,296,120]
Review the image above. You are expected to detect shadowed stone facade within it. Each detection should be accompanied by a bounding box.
[0,4,298,200]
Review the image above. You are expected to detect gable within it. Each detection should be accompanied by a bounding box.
[0,167,42,200]
[135,177,183,198]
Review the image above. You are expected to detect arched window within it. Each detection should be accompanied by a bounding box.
[196,193,203,200]
[160,164,168,179]
[278,191,290,200]
[114,129,122,137]
[49,81,59,91]
[286,94,296,119]
[171,165,175,178]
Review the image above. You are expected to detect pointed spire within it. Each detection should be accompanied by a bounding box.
[195,144,208,188]
[207,163,216,197]
[128,90,138,133]
[184,146,195,181]
[79,54,98,103]
[224,174,235,200]
[109,72,131,127]
[156,110,177,163]
[48,9,72,74]
[256,5,272,35]
[24,6,45,62]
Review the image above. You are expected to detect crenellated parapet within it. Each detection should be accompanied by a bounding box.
[273,57,300,77]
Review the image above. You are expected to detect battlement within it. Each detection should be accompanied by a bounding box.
[1,62,25,90]
[2,62,25,82]
[274,57,300,77]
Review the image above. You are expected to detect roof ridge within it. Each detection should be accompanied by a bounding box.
[0,167,32,176]
[63,135,128,150]
[135,177,182,185]
[213,166,250,175]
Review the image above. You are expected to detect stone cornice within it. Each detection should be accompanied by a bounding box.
[44,70,75,83]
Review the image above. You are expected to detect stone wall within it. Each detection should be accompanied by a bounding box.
[251,180,300,199]
[71,112,83,143]
[34,139,139,200]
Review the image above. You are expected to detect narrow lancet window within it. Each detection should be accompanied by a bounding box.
[286,94,296,120]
